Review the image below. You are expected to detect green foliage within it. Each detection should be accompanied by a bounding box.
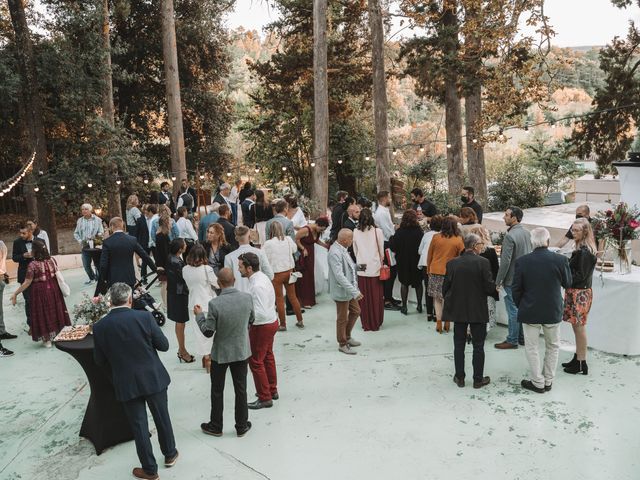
[572,22,640,168]
[522,132,581,194]
[240,0,373,195]
[429,190,462,216]
[488,157,545,212]
[404,154,445,192]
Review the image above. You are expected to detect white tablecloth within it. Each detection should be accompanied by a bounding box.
[497,266,640,355]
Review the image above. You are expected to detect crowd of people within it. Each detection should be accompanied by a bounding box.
[0,178,600,480]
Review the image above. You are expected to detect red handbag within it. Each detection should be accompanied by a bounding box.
[375,229,391,280]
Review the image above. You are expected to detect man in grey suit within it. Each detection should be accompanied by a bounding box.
[328,229,363,355]
[264,199,295,241]
[494,206,532,349]
[194,268,254,437]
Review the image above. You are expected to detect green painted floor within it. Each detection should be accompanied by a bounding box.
[1,267,638,480]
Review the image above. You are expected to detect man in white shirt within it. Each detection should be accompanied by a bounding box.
[373,191,400,310]
[238,252,279,410]
[74,203,104,284]
[224,226,274,293]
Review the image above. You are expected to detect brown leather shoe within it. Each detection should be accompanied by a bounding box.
[132,467,159,479]
[473,376,491,389]
[494,341,518,350]
[164,450,179,468]
[453,375,465,388]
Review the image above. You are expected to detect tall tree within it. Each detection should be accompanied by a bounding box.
[312,0,329,216]
[101,0,121,217]
[161,0,187,194]
[368,0,390,194]
[7,0,58,253]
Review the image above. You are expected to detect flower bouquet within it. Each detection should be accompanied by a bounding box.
[592,202,640,274]
[73,293,110,326]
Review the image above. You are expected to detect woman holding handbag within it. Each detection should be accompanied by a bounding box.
[294,216,330,308]
[352,208,385,331]
[263,221,304,331]
[10,239,70,347]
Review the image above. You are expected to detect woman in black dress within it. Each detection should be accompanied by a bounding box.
[389,210,425,315]
[166,238,193,363]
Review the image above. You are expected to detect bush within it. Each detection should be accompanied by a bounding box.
[488,157,544,212]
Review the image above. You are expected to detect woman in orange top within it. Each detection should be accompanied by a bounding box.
[427,216,464,333]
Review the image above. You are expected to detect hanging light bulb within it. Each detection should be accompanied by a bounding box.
[472,138,478,144]
[0,192,4,197]
[254,165,260,173]
[419,145,425,153]
[524,124,530,133]
[199,174,205,180]
[446,143,452,149]
[60,185,66,190]
[392,148,397,156]
[34,187,40,192]
[87,183,93,188]
[282,166,287,172]
[171,175,177,181]
[226,172,232,177]
[365,155,370,161]
[498,128,505,141]
[337,159,343,165]
[116,179,122,185]
[143,178,149,184]
[310,162,316,167]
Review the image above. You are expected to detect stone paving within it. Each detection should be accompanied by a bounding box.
[1,267,638,480]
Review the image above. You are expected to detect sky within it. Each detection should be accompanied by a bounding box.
[227,0,640,48]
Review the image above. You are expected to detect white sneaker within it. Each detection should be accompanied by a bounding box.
[43,341,53,348]
[347,338,361,347]
[338,344,357,355]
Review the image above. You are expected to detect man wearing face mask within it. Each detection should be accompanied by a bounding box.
[460,186,483,224]
[557,205,591,249]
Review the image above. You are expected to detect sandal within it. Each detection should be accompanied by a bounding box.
[295,321,305,329]
[177,352,195,363]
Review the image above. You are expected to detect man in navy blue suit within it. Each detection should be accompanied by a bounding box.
[98,217,156,294]
[93,283,178,480]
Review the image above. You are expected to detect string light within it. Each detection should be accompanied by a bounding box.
[60,185,66,190]
[199,174,205,180]
[34,187,39,192]
[143,178,149,184]
[310,162,316,167]
[87,183,93,188]
[365,155,370,161]
[282,166,287,171]
[446,143,452,149]
[337,159,343,165]
[392,148,397,156]
[472,138,478,144]
[419,145,425,153]
[254,165,260,173]
[116,179,121,185]
[226,172,232,177]
[171,175,176,181]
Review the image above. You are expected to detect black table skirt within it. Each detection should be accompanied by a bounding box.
[55,336,133,455]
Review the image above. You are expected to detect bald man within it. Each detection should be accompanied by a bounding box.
[194,268,254,437]
[557,205,591,249]
[342,204,361,231]
[328,229,363,355]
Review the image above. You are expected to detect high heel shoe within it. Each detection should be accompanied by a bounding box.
[564,360,588,375]
[416,304,423,314]
[177,352,195,363]
[562,354,578,368]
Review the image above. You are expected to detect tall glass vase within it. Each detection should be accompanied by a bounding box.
[616,242,632,275]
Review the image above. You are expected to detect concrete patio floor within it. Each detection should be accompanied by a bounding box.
[1,267,638,480]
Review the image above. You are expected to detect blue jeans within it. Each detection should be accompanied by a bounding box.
[81,249,97,281]
[503,285,523,345]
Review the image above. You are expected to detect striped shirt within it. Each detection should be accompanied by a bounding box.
[73,215,104,243]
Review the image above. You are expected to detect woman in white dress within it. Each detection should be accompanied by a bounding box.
[182,243,218,372]
[285,194,308,230]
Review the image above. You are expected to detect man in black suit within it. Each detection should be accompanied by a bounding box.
[98,217,156,294]
[342,204,360,231]
[513,227,572,394]
[12,223,35,326]
[443,233,496,389]
[461,186,483,224]
[329,190,349,242]
[410,188,438,222]
[217,204,238,250]
[93,283,178,480]
[158,181,176,214]
[240,189,256,228]
[213,182,237,225]
[136,205,157,284]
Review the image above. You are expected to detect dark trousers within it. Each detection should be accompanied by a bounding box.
[423,271,435,316]
[122,389,177,476]
[453,323,487,381]
[23,286,31,326]
[210,360,249,432]
[382,241,397,302]
[140,246,153,280]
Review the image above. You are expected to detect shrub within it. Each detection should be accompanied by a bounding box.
[488,156,544,212]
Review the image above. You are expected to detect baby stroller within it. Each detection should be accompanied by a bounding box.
[132,275,166,326]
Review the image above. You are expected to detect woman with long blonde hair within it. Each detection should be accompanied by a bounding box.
[125,194,142,236]
[561,217,597,375]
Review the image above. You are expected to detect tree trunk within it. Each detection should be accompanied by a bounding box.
[311,0,329,217]
[465,86,487,205]
[368,0,390,194]
[8,0,58,254]
[161,0,187,197]
[442,0,464,194]
[101,0,122,218]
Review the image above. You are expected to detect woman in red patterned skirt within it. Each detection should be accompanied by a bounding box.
[561,218,597,375]
[11,239,71,347]
[294,217,330,308]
